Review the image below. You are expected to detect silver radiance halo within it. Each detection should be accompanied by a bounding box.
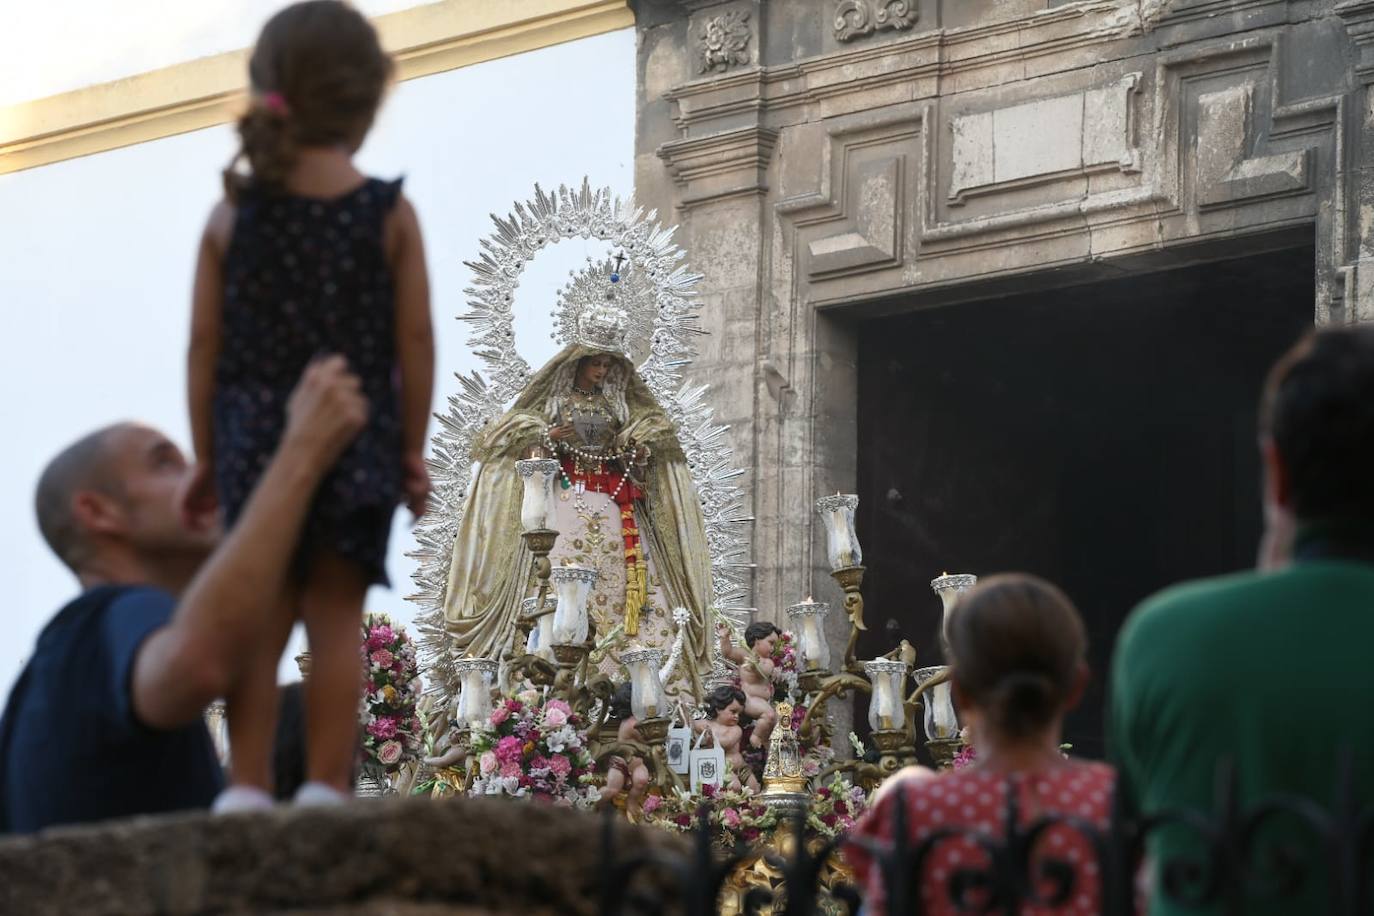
[409,179,754,701]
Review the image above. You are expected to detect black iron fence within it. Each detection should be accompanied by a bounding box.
[599,758,1374,915]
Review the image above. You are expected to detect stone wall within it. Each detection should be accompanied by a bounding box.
[0,798,686,915]
[632,0,1374,649]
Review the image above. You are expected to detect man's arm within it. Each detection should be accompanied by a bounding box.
[131,357,368,729]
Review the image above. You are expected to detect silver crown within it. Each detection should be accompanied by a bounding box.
[574,300,631,355]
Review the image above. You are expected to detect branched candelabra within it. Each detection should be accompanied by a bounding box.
[795,495,976,784]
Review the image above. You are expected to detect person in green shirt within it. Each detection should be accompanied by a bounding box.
[1109,325,1374,915]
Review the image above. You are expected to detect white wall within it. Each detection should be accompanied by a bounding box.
[0,27,635,690]
[1,0,439,106]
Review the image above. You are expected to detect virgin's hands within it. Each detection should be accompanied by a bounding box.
[548,423,576,442]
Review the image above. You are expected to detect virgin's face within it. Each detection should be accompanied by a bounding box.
[576,354,615,390]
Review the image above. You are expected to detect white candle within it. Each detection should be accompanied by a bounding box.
[516,458,560,532]
[816,494,862,571]
[454,658,499,728]
[930,573,978,626]
[865,659,908,732]
[550,564,599,645]
[914,665,960,740]
[623,647,667,720]
[786,599,832,672]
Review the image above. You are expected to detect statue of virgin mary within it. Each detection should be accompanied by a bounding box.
[442,292,712,694]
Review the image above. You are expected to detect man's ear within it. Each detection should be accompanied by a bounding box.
[1260,437,1292,510]
[71,490,125,538]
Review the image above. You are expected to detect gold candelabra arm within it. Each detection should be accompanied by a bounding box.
[829,564,867,673]
[797,671,871,741]
[508,653,558,688]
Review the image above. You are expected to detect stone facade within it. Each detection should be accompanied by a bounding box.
[633,0,1374,644]
[0,798,686,915]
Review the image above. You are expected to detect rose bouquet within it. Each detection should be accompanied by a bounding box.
[359,613,424,776]
[806,776,870,839]
[645,783,780,849]
[467,690,599,807]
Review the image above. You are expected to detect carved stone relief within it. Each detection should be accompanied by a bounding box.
[698,10,752,73]
[833,0,918,43]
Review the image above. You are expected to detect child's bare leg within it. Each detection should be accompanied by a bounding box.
[300,550,369,791]
[600,765,627,806]
[224,590,296,791]
[746,696,777,745]
[628,760,650,811]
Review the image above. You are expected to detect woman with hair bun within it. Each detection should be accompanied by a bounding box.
[846,573,1115,916]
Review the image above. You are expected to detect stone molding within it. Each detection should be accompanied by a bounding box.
[658,125,779,209]
[760,27,1346,313]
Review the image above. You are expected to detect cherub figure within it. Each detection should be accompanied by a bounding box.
[716,621,780,746]
[693,685,760,792]
[600,682,651,815]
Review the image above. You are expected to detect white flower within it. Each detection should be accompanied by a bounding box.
[544,724,579,753]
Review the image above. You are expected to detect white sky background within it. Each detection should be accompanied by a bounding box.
[0,0,440,106]
[0,18,635,692]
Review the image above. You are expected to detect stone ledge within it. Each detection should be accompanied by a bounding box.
[0,798,688,915]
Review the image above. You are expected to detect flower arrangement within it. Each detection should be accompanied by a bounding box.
[641,775,870,848]
[645,783,780,848]
[468,689,600,807]
[806,775,869,839]
[359,613,424,775]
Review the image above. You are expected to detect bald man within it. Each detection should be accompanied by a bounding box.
[0,357,367,833]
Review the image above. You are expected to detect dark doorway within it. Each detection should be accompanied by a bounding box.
[854,243,1316,759]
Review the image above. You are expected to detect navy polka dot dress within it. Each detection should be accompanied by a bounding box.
[215,177,404,586]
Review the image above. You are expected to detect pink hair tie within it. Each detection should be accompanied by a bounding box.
[261,91,290,117]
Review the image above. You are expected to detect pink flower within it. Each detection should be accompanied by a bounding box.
[499,760,523,779]
[366,625,395,650]
[545,699,572,716]
[479,751,498,775]
[721,807,741,828]
[490,705,511,726]
[377,740,403,766]
[530,755,549,771]
[548,754,572,777]
[369,648,395,669]
[367,716,398,740]
[544,706,569,728]
[953,743,978,770]
[495,735,524,763]
[642,794,662,813]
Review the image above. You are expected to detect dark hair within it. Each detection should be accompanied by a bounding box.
[224,1,392,197]
[34,424,126,571]
[945,573,1086,741]
[743,621,781,648]
[609,682,634,721]
[1260,325,1374,522]
[702,685,746,718]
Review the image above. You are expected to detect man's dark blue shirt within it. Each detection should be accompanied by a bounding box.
[0,585,223,833]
